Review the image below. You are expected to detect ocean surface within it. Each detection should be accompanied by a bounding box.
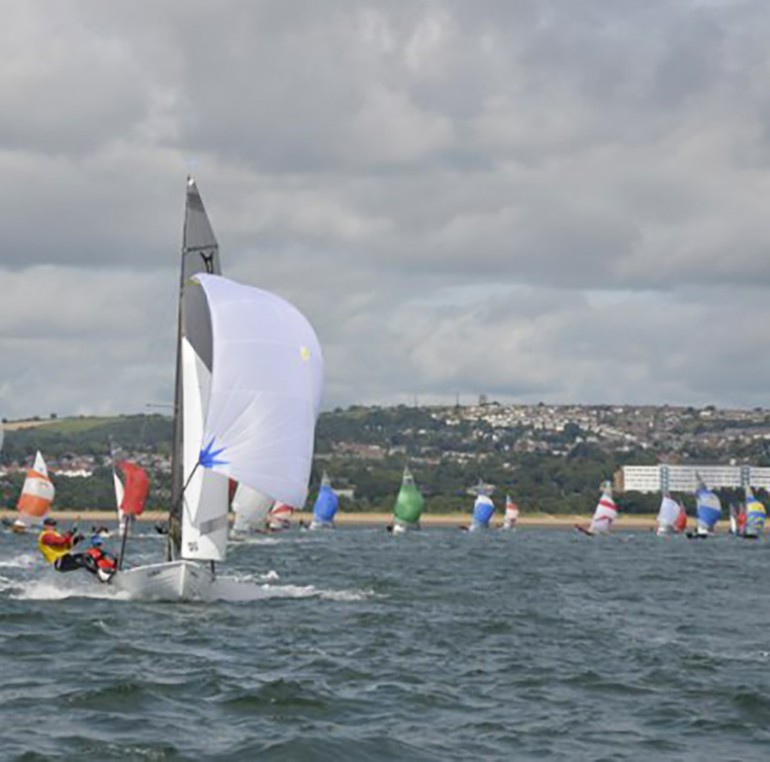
[1,525,769,761]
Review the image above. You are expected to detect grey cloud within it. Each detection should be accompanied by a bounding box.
[2,1,770,418]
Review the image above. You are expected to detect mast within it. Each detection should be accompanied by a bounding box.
[167,178,222,560]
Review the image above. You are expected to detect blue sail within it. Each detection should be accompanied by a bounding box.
[745,489,766,538]
[313,484,339,524]
[472,495,495,528]
[696,487,721,532]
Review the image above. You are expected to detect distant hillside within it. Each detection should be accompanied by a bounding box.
[2,414,172,461]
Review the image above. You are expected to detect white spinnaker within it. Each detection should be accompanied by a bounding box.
[180,336,229,561]
[193,274,324,509]
[232,484,273,533]
[657,496,680,530]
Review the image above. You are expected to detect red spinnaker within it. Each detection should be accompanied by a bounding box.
[118,461,150,516]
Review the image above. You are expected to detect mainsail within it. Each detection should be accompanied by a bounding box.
[16,451,55,526]
[744,487,766,538]
[695,475,721,535]
[588,482,618,535]
[393,465,424,529]
[311,472,339,528]
[179,273,323,560]
[168,178,223,560]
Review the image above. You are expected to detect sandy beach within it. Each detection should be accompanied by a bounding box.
[0,509,660,529]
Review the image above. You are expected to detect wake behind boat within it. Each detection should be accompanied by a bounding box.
[110,178,324,600]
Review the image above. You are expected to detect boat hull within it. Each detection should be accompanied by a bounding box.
[392,519,420,534]
[111,560,214,600]
[309,519,334,530]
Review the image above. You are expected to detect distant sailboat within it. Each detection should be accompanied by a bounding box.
[13,451,55,532]
[469,492,495,532]
[743,487,766,539]
[269,502,294,531]
[656,494,686,536]
[310,472,338,530]
[111,178,323,599]
[502,495,519,530]
[693,475,721,537]
[391,465,424,533]
[575,481,618,536]
[231,484,273,537]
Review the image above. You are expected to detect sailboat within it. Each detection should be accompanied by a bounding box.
[12,451,55,532]
[468,491,495,531]
[391,465,424,533]
[501,494,519,530]
[310,471,338,530]
[268,502,294,531]
[231,484,273,537]
[113,460,150,533]
[575,481,618,536]
[743,487,766,539]
[111,178,323,599]
[692,475,721,538]
[656,493,687,536]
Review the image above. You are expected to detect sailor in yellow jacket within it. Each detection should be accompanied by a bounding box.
[37,517,85,571]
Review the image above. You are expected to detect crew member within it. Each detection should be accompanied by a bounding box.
[82,536,118,583]
[37,517,84,571]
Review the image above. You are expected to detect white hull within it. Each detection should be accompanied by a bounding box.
[392,520,420,534]
[309,520,334,530]
[656,524,674,536]
[111,560,214,600]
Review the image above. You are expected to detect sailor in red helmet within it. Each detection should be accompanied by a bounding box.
[82,535,118,583]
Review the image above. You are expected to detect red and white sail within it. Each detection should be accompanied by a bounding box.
[16,451,55,526]
[268,502,294,530]
[503,495,519,529]
[589,483,617,535]
[674,502,687,533]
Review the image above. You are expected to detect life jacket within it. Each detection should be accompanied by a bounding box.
[85,547,117,571]
[37,529,73,564]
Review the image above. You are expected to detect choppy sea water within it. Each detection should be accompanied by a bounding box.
[1,525,770,761]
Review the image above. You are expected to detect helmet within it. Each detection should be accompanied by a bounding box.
[90,535,103,547]
[43,517,57,526]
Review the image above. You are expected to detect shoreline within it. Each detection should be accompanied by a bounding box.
[1,509,661,529]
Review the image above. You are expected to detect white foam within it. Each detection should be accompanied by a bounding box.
[209,577,373,603]
[0,552,39,569]
[11,578,132,601]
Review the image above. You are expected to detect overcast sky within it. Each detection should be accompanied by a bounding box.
[2,0,770,419]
